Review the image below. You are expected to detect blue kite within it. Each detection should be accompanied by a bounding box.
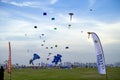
[52,54,62,65]
[29,53,40,65]
[33,53,40,60]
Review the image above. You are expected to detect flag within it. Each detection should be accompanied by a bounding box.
[88,32,106,74]
[8,42,11,74]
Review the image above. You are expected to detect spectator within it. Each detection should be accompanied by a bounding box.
[0,66,4,80]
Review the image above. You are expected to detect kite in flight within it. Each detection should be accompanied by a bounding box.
[69,13,74,21]
[29,53,40,65]
[52,54,62,65]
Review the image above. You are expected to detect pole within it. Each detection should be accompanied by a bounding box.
[102,43,108,80]
[9,73,11,80]
[8,42,12,80]
[106,73,108,80]
[105,64,108,80]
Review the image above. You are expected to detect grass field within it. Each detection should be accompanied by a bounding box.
[4,67,120,80]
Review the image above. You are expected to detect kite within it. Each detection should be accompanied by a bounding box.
[48,53,52,56]
[68,24,71,27]
[29,59,34,65]
[54,27,57,30]
[41,34,44,36]
[51,47,53,49]
[81,31,83,33]
[29,53,40,65]
[47,58,49,60]
[43,12,47,15]
[90,9,93,11]
[55,45,58,47]
[88,32,106,74]
[51,17,55,20]
[69,13,74,21]
[43,40,45,42]
[52,54,62,65]
[33,53,40,61]
[39,34,45,40]
[41,44,44,46]
[47,53,52,61]
[46,47,48,49]
[68,24,71,29]
[34,26,37,28]
[65,46,69,49]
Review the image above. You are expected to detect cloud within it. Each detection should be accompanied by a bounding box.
[88,0,96,7]
[1,0,58,7]
[10,1,40,7]
[1,0,41,7]
[1,16,120,64]
[50,0,58,4]
[1,8,120,45]
[1,0,56,12]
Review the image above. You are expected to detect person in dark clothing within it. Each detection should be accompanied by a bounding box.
[0,66,4,80]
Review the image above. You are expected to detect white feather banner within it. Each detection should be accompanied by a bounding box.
[88,32,106,74]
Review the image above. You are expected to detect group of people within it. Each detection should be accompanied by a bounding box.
[0,66,4,80]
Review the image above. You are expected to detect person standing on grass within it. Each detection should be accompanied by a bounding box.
[0,66,4,80]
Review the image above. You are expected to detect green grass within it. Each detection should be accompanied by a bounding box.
[4,67,120,80]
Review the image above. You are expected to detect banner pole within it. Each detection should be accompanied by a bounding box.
[8,42,12,80]
[9,73,11,80]
[105,65,108,80]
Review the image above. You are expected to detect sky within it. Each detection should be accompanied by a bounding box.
[0,0,120,65]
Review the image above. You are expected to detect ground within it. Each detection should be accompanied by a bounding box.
[4,67,120,80]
